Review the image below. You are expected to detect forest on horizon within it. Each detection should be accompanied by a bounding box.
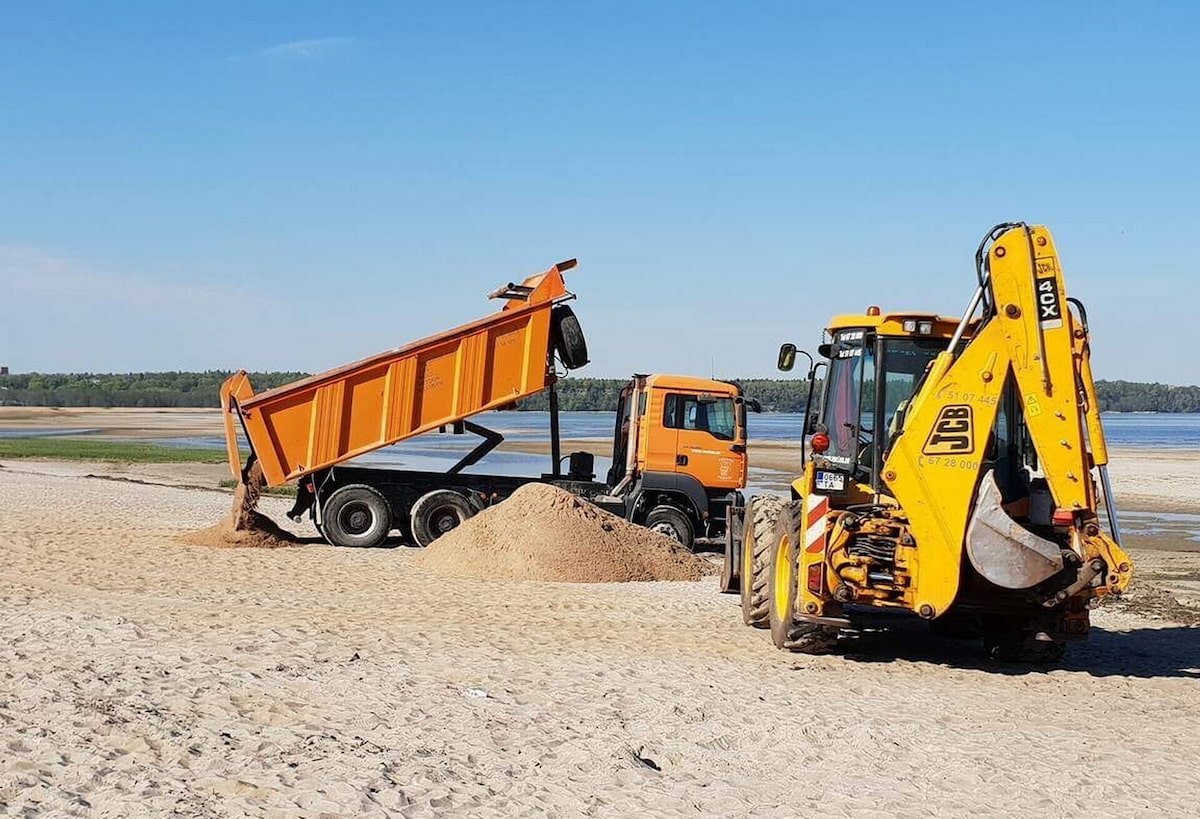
[1,372,1198,414]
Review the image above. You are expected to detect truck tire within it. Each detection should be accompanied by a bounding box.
[769,500,838,654]
[740,494,784,628]
[410,489,475,548]
[644,505,695,549]
[321,484,392,548]
[552,305,589,370]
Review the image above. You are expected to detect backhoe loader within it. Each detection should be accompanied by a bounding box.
[726,223,1131,662]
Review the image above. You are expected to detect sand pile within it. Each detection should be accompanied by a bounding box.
[413,482,711,582]
[181,462,301,549]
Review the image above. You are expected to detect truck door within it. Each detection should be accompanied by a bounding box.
[640,387,680,475]
[662,391,743,490]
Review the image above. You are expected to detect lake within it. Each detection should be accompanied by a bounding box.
[5,411,1198,454]
[4,411,1198,542]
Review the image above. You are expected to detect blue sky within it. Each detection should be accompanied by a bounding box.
[2,1,1197,383]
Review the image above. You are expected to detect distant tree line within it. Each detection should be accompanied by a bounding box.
[1094,380,1200,413]
[0,371,307,408]
[1,372,1198,413]
[515,378,818,413]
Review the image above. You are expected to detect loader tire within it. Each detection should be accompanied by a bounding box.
[321,484,392,548]
[552,305,589,370]
[410,489,475,548]
[769,501,838,654]
[740,494,784,628]
[982,617,1067,665]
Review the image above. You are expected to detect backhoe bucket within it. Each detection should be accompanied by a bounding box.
[966,471,1064,589]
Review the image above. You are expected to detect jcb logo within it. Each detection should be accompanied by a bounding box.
[923,405,974,455]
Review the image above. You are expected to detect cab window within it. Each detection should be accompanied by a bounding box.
[663,393,735,440]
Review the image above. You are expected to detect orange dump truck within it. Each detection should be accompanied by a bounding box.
[220,260,754,549]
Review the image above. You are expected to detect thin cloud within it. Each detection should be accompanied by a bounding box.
[0,245,268,312]
[241,37,356,61]
[1,245,301,371]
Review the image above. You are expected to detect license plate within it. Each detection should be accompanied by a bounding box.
[815,470,846,492]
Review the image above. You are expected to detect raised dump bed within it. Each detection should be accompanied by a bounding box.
[220,259,586,487]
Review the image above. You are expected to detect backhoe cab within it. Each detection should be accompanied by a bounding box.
[733,223,1131,662]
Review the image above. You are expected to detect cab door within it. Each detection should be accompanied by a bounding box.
[665,391,744,491]
[640,386,680,476]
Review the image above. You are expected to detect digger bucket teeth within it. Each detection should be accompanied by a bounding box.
[966,471,1065,589]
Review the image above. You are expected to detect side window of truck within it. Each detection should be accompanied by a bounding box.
[663,394,736,441]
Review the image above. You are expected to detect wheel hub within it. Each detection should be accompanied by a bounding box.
[340,502,374,535]
[432,507,461,534]
[651,521,678,539]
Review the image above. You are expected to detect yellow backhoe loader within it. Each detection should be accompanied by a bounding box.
[728,223,1131,662]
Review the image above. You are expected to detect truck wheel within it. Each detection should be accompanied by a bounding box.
[769,501,838,653]
[645,505,695,549]
[741,494,783,628]
[321,484,392,548]
[410,489,475,548]
[552,305,589,370]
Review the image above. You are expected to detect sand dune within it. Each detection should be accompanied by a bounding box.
[2,468,1199,815]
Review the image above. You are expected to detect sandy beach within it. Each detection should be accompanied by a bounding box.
[1,463,1199,816]
[3,407,1200,814]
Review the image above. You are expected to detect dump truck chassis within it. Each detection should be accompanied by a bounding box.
[294,464,735,549]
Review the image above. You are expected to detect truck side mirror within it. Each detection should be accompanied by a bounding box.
[745,398,762,413]
[777,343,797,372]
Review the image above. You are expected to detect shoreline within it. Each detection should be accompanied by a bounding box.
[3,406,1198,516]
[2,457,1197,558]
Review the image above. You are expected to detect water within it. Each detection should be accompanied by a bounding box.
[1119,510,1200,546]
[0,427,99,438]
[5,410,1198,544]
[138,411,1200,544]
[6,411,1199,466]
[148,412,816,480]
[1094,413,1200,449]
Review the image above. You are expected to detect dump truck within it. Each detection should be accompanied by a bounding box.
[722,223,1131,662]
[221,260,751,549]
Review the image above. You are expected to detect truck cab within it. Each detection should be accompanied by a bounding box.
[605,374,750,546]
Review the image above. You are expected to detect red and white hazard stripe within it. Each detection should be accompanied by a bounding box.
[805,494,830,554]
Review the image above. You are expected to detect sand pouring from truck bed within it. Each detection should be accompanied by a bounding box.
[180,461,302,549]
[413,483,712,582]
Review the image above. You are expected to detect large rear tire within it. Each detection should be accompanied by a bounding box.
[321,484,392,548]
[410,489,475,548]
[740,494,784,628]
[552,304,589,370]
[982,617,1067,665]
[769,501,838,654]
